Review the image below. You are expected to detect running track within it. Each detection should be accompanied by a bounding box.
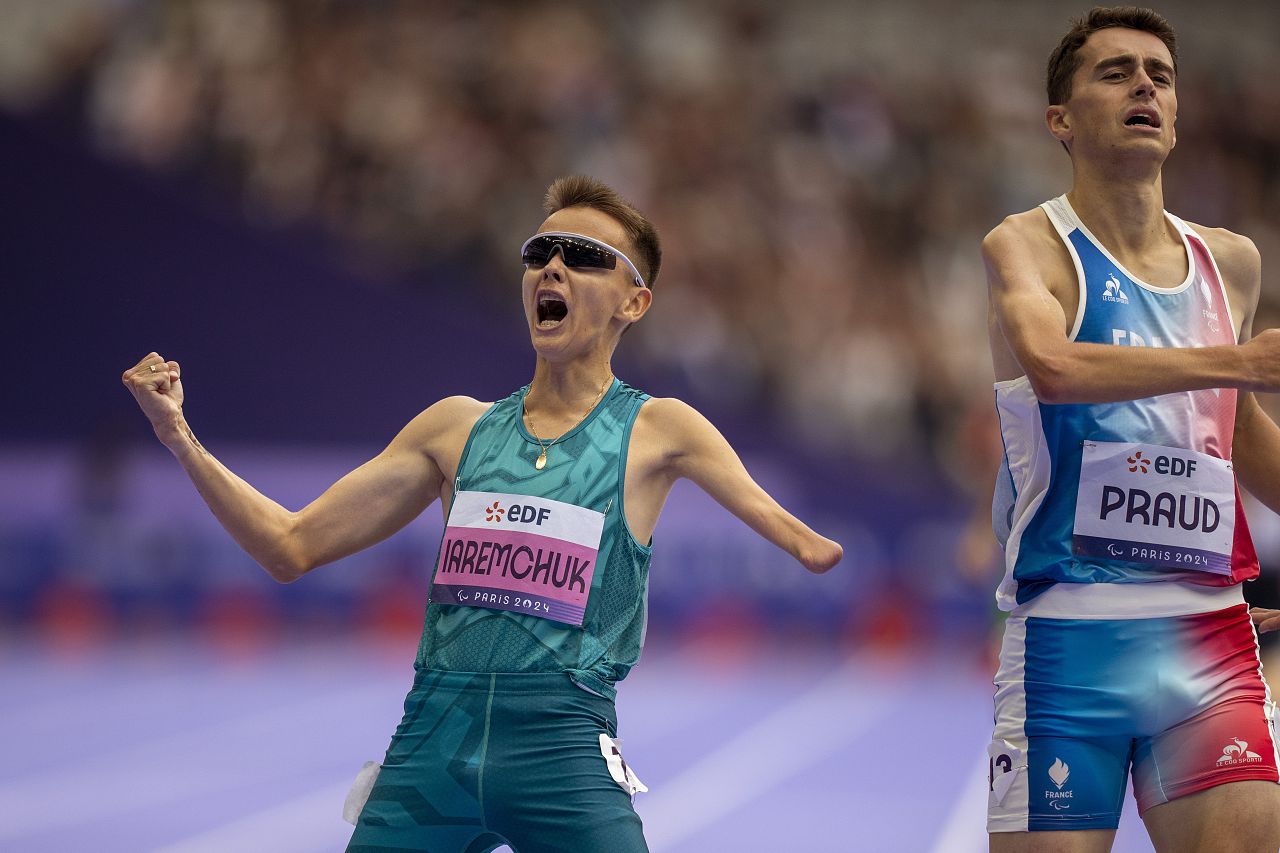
[1,638,1159,852]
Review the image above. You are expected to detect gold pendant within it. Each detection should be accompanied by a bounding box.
[535,449,548,470]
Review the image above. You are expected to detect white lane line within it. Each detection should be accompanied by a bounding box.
[927,744,990,853]
[152,781,353,853]
[638,660,900,852]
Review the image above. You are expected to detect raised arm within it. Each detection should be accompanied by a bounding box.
[984,216,1280,403]
[122,352,480,582]
[643,398,842,574]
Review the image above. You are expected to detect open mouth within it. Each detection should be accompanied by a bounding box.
[536,293,569,328]
[1124,111,1161,128]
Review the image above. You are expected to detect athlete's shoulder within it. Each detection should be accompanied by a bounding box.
[1180,220,1256,253]
[630,397,724,468]
[380,396,490,470]
[983,208,1059,260]
[633,396,713,439]
[426,394,493,420]
[982,207,1073,297]
[635,395,697,425]
[404,396,492,441]
[1183,221,1261,285]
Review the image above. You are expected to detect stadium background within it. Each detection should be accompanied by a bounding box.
[3,1,1279,850]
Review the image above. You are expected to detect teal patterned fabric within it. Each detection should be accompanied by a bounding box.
[416,379,652,699]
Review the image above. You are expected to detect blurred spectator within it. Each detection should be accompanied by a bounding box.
[3,0,1279,485]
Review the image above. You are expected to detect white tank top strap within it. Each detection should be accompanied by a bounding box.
[1037,195,1088,341]
[1163,209,1200,242]
[1039,195,1079,241]
[1162,212,1238,334]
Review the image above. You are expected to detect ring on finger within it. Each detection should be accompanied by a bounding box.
[148,364,157,374]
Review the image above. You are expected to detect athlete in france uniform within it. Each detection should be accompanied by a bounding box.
[991,195,1276,829]
[122,176,842,853]
[983,10,1280,853]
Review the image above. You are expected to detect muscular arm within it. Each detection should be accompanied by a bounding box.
[1225,393,1280,634]
[1214,237,1280,515]
[642,398,842,574]
[985,216,1280,403]
[1208,233,1280,635]
[1240,405,1280,630]
[123,353,479,582]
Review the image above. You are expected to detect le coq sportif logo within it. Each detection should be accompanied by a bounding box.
[1102,274,1129,304]
[1216,738,1262,767]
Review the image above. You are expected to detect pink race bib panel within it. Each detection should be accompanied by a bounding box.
[430,491,605,626]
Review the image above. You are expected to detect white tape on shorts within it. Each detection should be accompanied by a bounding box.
[342,761,382,825]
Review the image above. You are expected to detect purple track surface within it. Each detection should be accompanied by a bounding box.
[1,638,1159,852]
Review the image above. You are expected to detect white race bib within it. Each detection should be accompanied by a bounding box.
[1072,441,1235,575]
[430,491,605,626]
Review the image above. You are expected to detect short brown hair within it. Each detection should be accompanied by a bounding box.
[543,175,662,289]
[1046,6,1178,105]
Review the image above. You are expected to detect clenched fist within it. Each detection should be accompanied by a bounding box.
[121,352,186,445]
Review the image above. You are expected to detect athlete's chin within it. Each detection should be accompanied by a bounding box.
[528,330,578,361]
[1110,132,1173,153]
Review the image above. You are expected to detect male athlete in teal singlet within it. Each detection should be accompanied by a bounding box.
[984,8,1280,853]
[122,175,843,852]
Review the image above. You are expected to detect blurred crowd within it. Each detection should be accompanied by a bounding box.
[6,0,1280,474]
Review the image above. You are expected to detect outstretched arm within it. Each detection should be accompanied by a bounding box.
[647,398,842,574]
[985,218,1280,403]
[122,352,475,582]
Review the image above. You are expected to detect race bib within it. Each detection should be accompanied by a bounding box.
[430,491,605,626]
[1072,441,1235,575]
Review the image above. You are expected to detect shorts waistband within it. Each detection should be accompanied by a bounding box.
[411,668,608,698]
[1013,581,1245,620]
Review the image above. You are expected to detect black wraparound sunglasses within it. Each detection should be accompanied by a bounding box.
[520,231,647,288]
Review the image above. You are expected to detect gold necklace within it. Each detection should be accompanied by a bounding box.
[523,376,612,470]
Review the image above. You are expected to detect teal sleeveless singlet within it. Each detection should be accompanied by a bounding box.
[416,378,652,700]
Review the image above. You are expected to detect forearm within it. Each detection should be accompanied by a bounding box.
[737,492,841,574]
[159,415,304,581]
[1031,341,1251,404]
[1233,397,1280,515]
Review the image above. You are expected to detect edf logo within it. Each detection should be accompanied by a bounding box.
[1127,450,1197,477]
[495,503,551,525]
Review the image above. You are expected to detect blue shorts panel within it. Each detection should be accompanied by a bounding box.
[989,604,1278,834]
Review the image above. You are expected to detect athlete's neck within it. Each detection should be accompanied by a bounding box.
[525,358,615,422]
[1066,162,1172,259]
